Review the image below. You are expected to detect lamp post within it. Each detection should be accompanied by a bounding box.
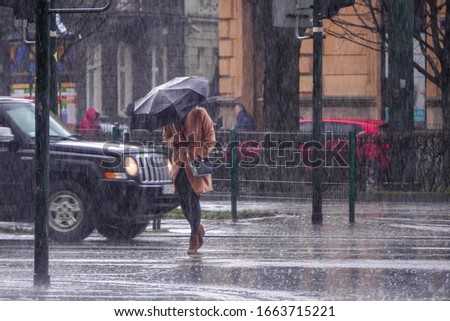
[311,0,324,224]
[33,0,112,287]
[34,0,51,287]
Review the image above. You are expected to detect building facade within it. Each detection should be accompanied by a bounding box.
[1,0,219,127]
[1,1,444,129]
[73,0,185,125]
[217,0,444,130]
[185,0,219,89]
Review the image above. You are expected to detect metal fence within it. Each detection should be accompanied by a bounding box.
[209,130,354,201]
[122,129,355,201]
[95,127,450,201]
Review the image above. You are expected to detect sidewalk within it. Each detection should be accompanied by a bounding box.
[0,200,449,300]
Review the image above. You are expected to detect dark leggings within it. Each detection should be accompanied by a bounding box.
[175,168,201,235]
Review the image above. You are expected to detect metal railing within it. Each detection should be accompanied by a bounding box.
[87,127,450,199]
[208,130,354,201]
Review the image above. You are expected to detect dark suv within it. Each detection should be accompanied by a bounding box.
[0,97,179,242]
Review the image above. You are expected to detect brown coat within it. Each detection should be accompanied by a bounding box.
[162,107,216,195]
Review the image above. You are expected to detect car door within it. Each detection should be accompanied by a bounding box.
[0,116,35,221]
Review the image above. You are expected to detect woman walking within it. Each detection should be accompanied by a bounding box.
[163,106,216,254]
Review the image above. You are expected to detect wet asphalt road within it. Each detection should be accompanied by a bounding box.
[0,200,449,301]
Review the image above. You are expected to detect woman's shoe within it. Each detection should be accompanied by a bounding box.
[187,234,199,255]
[197,224,205,249]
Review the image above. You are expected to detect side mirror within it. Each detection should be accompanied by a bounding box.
[0,127,14,143]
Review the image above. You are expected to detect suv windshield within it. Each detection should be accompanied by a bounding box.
[5,103,73,139]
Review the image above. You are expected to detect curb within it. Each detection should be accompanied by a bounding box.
[358,192,449,203]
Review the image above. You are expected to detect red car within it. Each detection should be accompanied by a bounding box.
[298,118,390,186]
[298,118,388,136]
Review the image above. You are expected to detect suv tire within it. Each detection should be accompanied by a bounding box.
[48,180,95,242]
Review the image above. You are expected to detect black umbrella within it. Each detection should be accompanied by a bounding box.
[130,76,209,131]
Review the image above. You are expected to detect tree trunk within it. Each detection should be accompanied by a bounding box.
[441,0,450,131]
[387,0,414,132]
[386,0,416,189]
[257,0,300,131]
[442,83,450,131]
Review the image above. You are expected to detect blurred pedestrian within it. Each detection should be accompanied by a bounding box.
[162,106,216,255]
[234,103,256,131]
[78,107,101,138]
[124,102,134,117]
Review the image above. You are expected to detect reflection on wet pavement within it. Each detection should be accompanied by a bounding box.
[0,201,449,300]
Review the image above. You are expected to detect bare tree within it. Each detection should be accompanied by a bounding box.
[328,0,450,131]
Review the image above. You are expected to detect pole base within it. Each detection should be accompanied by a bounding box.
[312,214,323,224]
[34,274,51,288]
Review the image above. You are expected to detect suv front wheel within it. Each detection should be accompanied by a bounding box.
[48,180,95,242]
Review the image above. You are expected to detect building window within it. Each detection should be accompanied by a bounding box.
[117,43,133,116]
[162,42,168,83]
[151,47,159,88]
[197,47,205,72]
[86,44,102,112]
[151,43,168,88]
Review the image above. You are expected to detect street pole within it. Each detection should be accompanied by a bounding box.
[34,0,51,287]
[349,131,356,223]
[32,0,112,288]
[312,0,323,224]
[50,2,58,115]
[230,129,238,222]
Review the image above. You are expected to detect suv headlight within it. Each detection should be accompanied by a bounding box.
[124,156,139,177]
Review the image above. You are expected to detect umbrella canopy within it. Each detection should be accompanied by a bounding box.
[130,76,209,131]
